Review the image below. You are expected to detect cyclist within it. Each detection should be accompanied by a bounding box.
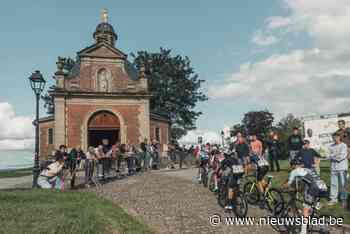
[209,146,225,192]
[220,150,245,210]
[250,143,269,208]
[198,146,210,182]
[282,158,328,234]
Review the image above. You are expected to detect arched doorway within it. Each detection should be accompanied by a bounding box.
[88,111,120,147]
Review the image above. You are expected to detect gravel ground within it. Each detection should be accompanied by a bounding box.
[98,168,277,234]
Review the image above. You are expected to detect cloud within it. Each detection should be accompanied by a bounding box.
[266,16,292,29]
[0,102,34,150]
[251,31,279,46]
[0,139,34,151]
[178,129,221,145]
[210,1,350,118]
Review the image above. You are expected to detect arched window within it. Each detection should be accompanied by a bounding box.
[97,68,110,92]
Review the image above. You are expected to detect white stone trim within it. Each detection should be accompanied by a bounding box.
[67,98,147,105]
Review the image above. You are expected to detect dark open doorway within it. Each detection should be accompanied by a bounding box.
[88,129,119,147]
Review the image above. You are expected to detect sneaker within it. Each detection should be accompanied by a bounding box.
[225,205,233,210]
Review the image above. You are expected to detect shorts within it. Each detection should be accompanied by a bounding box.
[303,186,318,207]
[256,165,269,181]
[228,174,241,189]
[243,156,250,165]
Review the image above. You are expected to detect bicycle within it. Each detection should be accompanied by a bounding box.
[217,170,248,217]
[273,188,330,234]
[243,174,284,213]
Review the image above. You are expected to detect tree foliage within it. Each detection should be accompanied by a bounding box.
[242,110,274,138]
[230,123,247,137]
[132,48,208,140]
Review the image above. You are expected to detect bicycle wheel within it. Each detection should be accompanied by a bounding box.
[202,170,208,187]
[217,181,228,208]
[270,202,288,233]
[234,191,248,217]
[283,203,303,234]
[265,188,284,213]
[208,172,216,192]
[243,181,259,205]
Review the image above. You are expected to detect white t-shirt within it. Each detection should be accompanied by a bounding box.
[288,167,311,185]
[305,136,321,151]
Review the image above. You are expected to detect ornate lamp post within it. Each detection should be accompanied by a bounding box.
[29,70,46,188]
[220,130,225,147]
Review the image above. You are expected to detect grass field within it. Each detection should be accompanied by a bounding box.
[0,189,153,234]
[0,167,33,178]
[267,160,350,224]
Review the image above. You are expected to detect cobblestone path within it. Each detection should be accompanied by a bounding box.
[98,168,277,234]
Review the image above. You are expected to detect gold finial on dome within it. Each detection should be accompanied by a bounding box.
[101,8,108,23]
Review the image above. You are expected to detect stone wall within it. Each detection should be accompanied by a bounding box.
[39,120,55,160]
[150,119,170,153]
[65,97,150,150]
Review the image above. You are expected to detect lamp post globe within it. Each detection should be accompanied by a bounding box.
[29,70,46,188]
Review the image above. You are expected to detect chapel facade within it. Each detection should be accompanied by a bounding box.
[38,10,170,159]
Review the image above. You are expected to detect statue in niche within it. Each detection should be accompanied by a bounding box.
[98,69,109,92]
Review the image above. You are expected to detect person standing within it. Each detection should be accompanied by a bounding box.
[287,127,303,165]
[85,146,97,187]
[77,147,86,170]
[328,133,348,208]
[250,134,263,174]
[335,119,350,159]
[266,133,281,172]
[299,140,320,170]
[140,138,150,171]
[305,128,321,174]
[250,134,263,157]
[95,145,105,179]
[101,139,112,178]
[235,135,250,175]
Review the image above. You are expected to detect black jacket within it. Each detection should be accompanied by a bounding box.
[288,135,303,151]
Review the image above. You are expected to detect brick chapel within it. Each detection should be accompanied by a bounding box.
[38,10,170,159]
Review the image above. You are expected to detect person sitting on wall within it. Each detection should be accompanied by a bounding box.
[38,153,66,190]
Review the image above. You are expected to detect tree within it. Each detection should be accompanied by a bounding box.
[132,48,208,141]
[242,110,274,138]
[230,123,247,137]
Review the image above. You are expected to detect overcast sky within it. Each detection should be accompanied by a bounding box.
[1,0,350,148]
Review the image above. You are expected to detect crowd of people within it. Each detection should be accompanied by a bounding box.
[36,119,350,233]
[38,138,165,189]
[193,119,349,234]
